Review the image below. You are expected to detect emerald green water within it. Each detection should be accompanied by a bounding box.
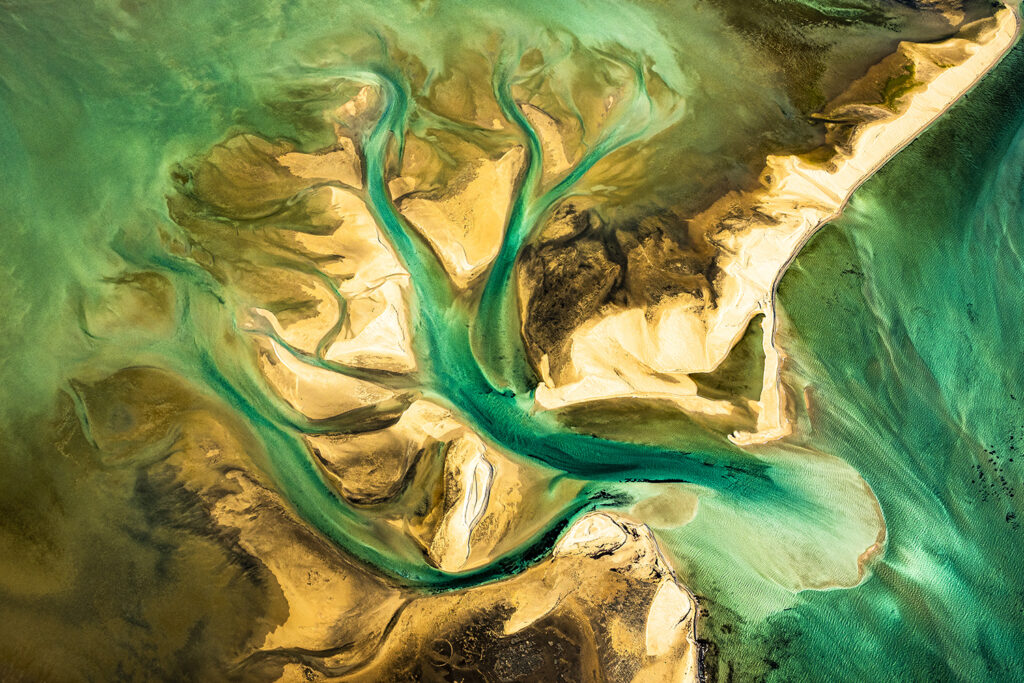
[1,0,1022,679]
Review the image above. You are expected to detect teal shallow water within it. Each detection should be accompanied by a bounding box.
[679,41,1024,681]
[667,42,1024,680]
[764,42,1024,680]
[1,0,1023,679]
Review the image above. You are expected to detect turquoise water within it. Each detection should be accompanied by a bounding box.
[1,0,1022,679]
[747,43,1024,680]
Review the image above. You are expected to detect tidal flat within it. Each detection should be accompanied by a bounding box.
[1,1,1023,681]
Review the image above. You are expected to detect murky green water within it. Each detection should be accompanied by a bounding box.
[1,0,1021,679]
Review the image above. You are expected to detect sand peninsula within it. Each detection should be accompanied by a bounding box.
[533,7,1021,445]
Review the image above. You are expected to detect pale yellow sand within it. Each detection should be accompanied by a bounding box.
[396,147,526,289]
[251,185,418,373]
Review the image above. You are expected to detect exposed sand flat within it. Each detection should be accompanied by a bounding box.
[424,432,495,571]
[536,7,1020,444]
[520,103,577,182]
[178,82,419,377]
[72,366,700,680]
[212,473,409,660]
[532,299,760,426]
[304,396,585,573]
[277,144,362,189]
[393,402,584,574]
[255,336,396,421]
[246,88,418,373]
[245,271,341,356]
[269,186,418,373]
[397,147,526,289]
[322,279,417,374]
[552,512,700,682]
[304,399,463,507]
